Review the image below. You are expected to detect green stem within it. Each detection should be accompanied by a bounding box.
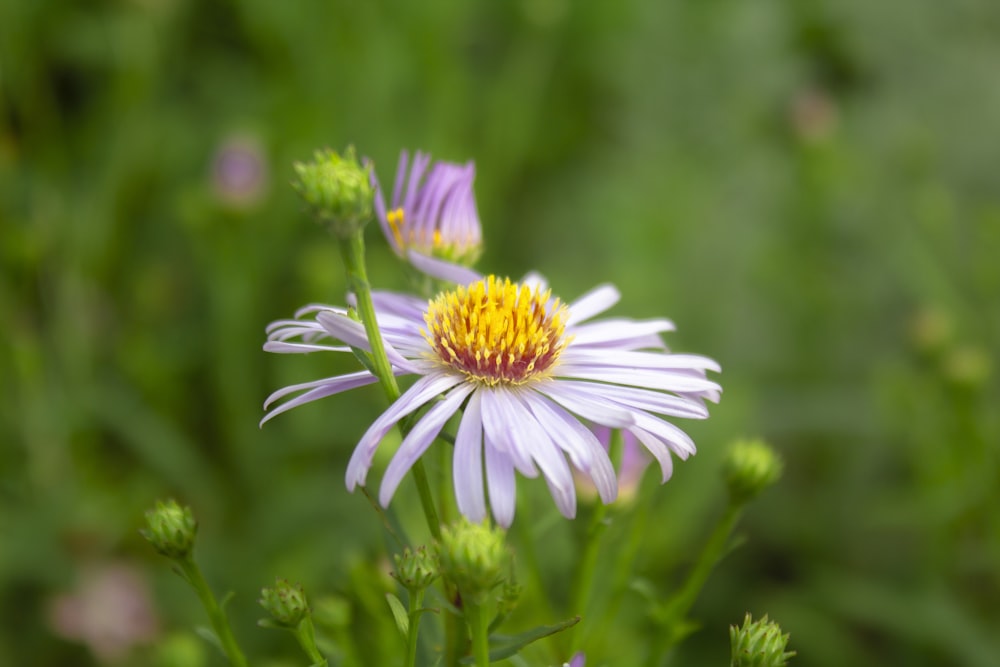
[467,599,491,667]
[338,231,442,541]
[294,617,328,666]
[645,502,744,667]
[568,501,609,651]
[177,558,248,667]
[404,589,426,667]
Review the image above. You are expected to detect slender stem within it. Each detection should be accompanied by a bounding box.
[404,589,426,667]
[177,558,248,667]
[467,599,491,667]
[444,596,464,667]
[644,502,744,667]
[568,501,609,651]
[338,231,442,541]
[294,617,328,666]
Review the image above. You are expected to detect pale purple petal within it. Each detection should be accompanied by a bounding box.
[568,319,675,347]
[315,311,418,372]
[554,364,722,394]
[485,440,517,527]
[552,380,709,419]
[379,384,474,506]
[559,349,721,374]
[261,372,381,426]
[505,389,575,511]
[453,390,487,522]
[524,393,618,504]
[406,250,482,285]
[566,284,620,326]
[479,388,539,477]
[345,373,464,490]
[629,427,674,482]
[262,341,351,354]
[534,381,636,428]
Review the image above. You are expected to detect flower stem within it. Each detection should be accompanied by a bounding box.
[404,589,426,667]
[568,501,609,651]
[645,501,744,667]
[466,599,491,667]
[338,230,442,541]
[294,617,328,667]
[177,557,248,667]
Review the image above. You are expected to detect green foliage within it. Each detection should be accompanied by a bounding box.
[1,0,998,665]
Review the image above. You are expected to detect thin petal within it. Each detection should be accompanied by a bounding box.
[479,388,539,477]
[453,391,487,522]
[345,372,464,490]
[485,440,517,527]
[407,250,482,285]
[261,372,381,425]
[507,390,576,498]
[566,284,620,326]
[379,384,474,506]
[553,364,722,395]
[559,349,722,374]
[629,427,674,482]
[569,319,675,347]
[315,311,417,371]
[553,380,709,419]
[534,381,636,428]
[524,392,618,504]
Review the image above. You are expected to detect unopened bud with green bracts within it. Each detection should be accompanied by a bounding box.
[723,438,783,505]
[291,146,374,238]
[730,613,796,667]
[436,518,508,604]
[392,546,438,591]
[141,499,197,560]
[259,578,310,628]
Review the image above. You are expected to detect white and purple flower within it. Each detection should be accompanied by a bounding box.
[371,149,483,284]
[263,275,720,527]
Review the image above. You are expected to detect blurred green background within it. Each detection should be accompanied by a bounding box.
[2,0,999,665]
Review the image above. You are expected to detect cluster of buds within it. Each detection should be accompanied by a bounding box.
[259,579,310,628]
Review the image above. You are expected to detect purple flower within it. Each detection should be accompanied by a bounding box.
[371,149,482,284]
[211,135,268,207]
[263,275,720,527]
[565,652,586,667]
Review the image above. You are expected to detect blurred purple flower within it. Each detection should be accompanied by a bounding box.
[371,149,482,284]
[565,652,586,667]
[211,135,268,207]
[263,274,720,527]
[48,562,160,663]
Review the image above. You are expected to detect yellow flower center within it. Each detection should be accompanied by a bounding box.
[423,276,569,385]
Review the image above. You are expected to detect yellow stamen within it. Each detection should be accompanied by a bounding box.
[422,276,569,385]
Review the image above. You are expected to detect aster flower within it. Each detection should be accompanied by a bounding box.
[371,149,483,284]
[263,275,720,527]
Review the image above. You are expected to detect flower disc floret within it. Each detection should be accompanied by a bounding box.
[423,276,568,386]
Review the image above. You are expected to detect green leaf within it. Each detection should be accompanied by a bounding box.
[194,625,225,657]
[460,616,581,663]
[385,593,410,637]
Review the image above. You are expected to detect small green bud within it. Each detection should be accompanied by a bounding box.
[292,146,373,238]
[259,578,309,627]
[437,518,508,603]
[392,546,438,591]
[723,438,783,505]
[730,613,796,667]
[497,579,522,616]
[141,499,197,559]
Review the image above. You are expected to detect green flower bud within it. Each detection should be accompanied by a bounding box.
[259,578,309,627]
[437,518,508,603]
[292,146,374,238]
[392,546,438,591]
[141,499,197,560]
[730,613,796,667]
[497,579,522,616]
[723,438,783,505]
